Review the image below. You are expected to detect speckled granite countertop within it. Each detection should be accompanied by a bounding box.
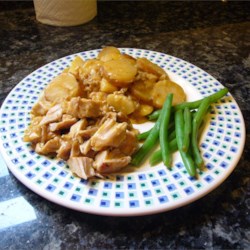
[0,1,249,249]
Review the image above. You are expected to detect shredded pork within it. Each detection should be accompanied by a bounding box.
[24,95,139,179]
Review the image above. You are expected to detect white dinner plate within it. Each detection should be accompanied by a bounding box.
[0,48,246,216]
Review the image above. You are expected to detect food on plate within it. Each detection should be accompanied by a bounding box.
[159,93,173,167]
[102,58,137,87]
[152,80,186,108]
[23,46,229,179]
[24,102,139,179]
[24,46,188,179]
[132,88,228,177]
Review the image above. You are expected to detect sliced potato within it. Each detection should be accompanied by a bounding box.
[107,94,137,115]
[152,80,186,108]
[100,78,118,93]
[103,59,137,87]
[44,73,80,104]
[129,80,154,102]
[79,59,103,79]
[137,57,168,78]
[97,46,121,62]
[135,104,154,117]
[78,59,103,89]
[68,56,85,75]
[120,54,137,65]
[62,67,69,73]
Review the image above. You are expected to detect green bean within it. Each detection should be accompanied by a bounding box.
[160,93,173,167]
[148,88,228,120]
[182,107,192,152]
[167,121,175,134]
[148,109,161,120]
[191,97,211,168]
[168,129,176,141]
[149,112,201,166]
[131,110,163,166]
[170,138,178,152]
[137,130,151,141]
[149,138,178,166]
[175,109,196,176]
[137,121,175,141]
[136,88,228,172]
[139,125,175,145]
[175,88,228,111]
